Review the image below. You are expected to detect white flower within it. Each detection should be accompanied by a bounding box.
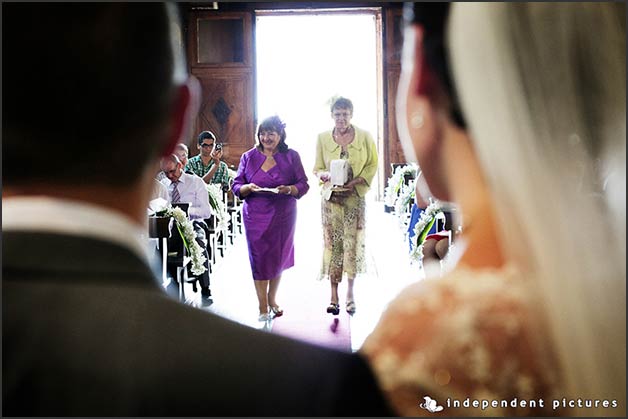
[206,184,229,231]
[384,164,418,207]
[394,179,415,218]
[164,206,207,276]
[409,200,443,262]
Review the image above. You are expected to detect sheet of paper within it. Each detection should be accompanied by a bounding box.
[256,187,280,194]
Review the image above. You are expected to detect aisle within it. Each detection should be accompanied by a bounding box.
[199,190,423,351]
[349,202,422,350]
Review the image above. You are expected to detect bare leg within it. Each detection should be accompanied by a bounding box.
[435,238,450,260]
[345,276,356,314]
[422,239,441,278]
[268,276,283,316]
[330,280,339,304]
[254,280,270,315]
[326,279,341,314]
[267,276,281,307]
[422,238,438,261]
[346,277,355,302]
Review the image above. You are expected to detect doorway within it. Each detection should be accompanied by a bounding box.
[255,8,383,197]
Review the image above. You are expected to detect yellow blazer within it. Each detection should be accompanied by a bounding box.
[314,125,378,198]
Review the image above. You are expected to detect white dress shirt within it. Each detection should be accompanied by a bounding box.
[3,196,151,263]
[161,172,212,221]
[151,179,170,202]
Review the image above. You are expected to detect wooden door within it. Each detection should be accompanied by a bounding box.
[187,11,255,169]
[383,6,406,183]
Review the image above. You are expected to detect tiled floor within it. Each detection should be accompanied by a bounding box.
[184,191,424,351]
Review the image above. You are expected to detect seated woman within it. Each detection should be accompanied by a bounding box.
[409,171,455,275]
[406,170,437,251]
[362,3,625,417]
[422,230,449,260]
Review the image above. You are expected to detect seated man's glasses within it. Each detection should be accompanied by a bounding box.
[200,143,214,148]
[163,168,178,176]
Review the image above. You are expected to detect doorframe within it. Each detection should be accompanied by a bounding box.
[253,6,385,199]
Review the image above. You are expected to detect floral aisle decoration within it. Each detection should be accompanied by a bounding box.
[384,163,418,208]
[395,179,416,219]
[206,184,229,231]
[154,206,207,276]
[227,168,237,183]
[409,200,443,262]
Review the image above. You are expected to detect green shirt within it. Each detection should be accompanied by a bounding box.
[186,155,230,186]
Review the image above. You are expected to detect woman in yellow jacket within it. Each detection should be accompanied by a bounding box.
[314,97,378,315]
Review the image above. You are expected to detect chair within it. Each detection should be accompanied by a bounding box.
[226,189,243,244]
[203,214,219,269]
[148,215,171,288]
[206,212,227,260]
[158,218,198,303]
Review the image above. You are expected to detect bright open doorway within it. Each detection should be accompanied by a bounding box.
[252,10,392,346]
[255,9,382,196]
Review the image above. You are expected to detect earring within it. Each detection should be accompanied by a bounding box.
[411,111,424,129]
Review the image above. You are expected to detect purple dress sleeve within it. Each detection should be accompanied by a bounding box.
[288,149,309,199]
[231,151,249,199]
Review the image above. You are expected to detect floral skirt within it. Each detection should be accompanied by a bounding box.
[319,193,366,283]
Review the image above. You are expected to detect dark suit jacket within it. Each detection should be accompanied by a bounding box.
[2,232,392,416]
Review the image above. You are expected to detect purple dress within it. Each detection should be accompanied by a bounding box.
[232,148,309,280]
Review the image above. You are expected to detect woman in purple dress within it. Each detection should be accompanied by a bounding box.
[232,116,310,322]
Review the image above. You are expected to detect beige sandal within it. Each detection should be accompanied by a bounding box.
[346,300,356,314]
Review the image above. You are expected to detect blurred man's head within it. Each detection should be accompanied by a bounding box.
[174,143,189,166]
[160,155,183,183]
[3,3,190,188]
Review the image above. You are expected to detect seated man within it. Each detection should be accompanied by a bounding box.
[158,143,194,182]
[174,142,196,175]
[160,154,213,304]
[186,130,230,188]
[2,3,391,416]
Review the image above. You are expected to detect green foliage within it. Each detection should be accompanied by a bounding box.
[417,217,437,247]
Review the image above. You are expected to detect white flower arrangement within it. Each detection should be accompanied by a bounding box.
[384,163,418,207]
[227,168,237,183]
[206,184,229,231]
[409,200,443,262]
[395,179,416,218]
[163,206,207,276]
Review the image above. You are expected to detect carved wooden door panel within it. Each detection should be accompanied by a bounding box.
[383,6,406,182]
[187,11,255,169]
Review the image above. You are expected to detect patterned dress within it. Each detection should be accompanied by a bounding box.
[361,266,563,416]
[314,126,378,283]
[320,150,367,283]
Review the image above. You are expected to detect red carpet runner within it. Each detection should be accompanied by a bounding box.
[269,275,352,352]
